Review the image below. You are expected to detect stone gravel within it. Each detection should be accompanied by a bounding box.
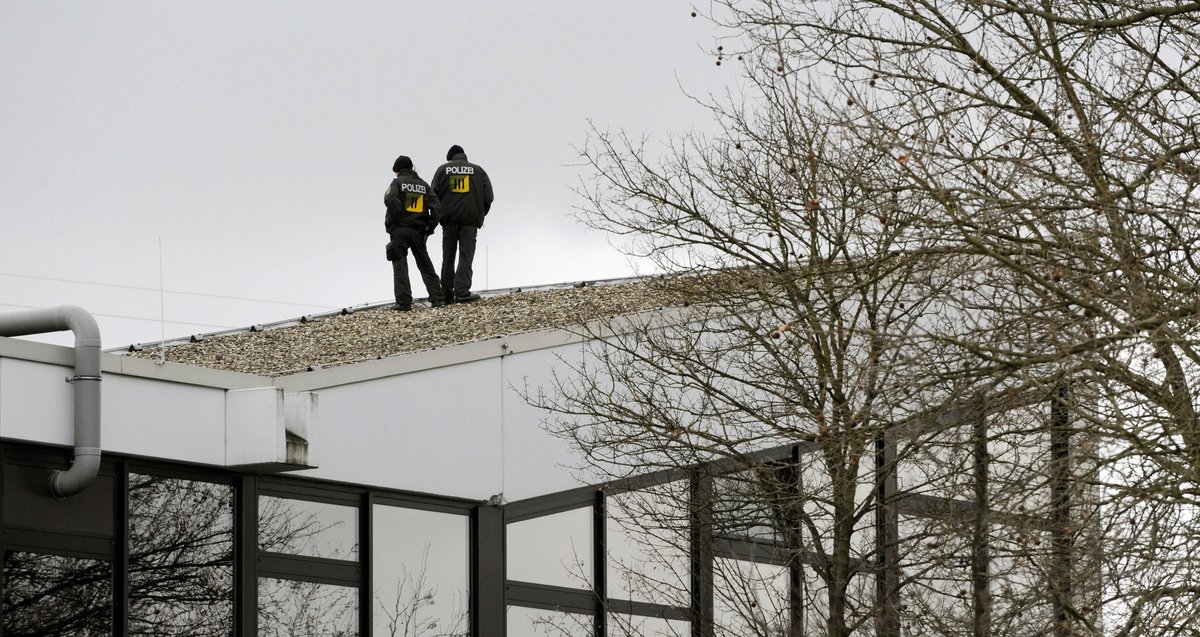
[128,280,681,377]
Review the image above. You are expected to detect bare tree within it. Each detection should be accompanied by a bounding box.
[697,1,1200,634]
[376,545,468,637]
[541,97,997,635]
[538,1,1200,635]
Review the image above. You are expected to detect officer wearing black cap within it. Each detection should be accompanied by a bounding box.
[431,144,493,303]
[384,155,443,311]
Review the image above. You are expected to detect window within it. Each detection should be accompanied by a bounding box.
[607,613,690,637]
[506,606,592,637]
[507,507,593,589]
[256,492,361,636]
[128,473,234,634]
[0,447,487,636]
[372,505,469,637]
[259,496,359,561]
[712,557,790,637]
[3,551,113,636]
[713,468,787,542]
[2,459,116,636]
[3,463,113,535]
[258,578,358,636]
[606,483,690,607]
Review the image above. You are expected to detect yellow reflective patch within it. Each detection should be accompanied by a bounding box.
[449,175,470,193]
[405,193,424,213]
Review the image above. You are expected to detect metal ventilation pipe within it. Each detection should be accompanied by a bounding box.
[0,305,101,498]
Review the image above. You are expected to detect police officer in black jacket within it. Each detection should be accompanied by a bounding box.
[431,144,493,303]
[384,155,444,311]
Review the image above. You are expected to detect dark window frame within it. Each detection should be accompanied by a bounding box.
[0,441,484,637]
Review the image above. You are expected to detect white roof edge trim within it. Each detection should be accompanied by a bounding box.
[272,306,697,392]
[0,335,272,390]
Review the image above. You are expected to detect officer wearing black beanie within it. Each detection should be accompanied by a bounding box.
[384,155,443,310]
[431,144,494,303]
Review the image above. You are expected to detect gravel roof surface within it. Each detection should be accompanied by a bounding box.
[127,280,679,377]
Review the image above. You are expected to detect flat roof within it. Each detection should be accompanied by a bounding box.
[125,278,679,377]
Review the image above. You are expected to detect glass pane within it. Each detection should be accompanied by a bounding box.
[898,513,1056,635]
[506,507,593,589]
[506,606,592,637]
[259,496,359,561]
[606,483,690,606]
[991,530,1055,635]
[797,567,871,637]
[987,404,1052,514]
[713,557,789,637]
[792,454,878,559]
[2,551,113,636]
[897,513,971,634]
[713,468,786,542]
[128,473,234,635]
[607,613,690,637]
[258,577,358,636]
[896,424,974,503]
[372,505,469,636]
[3,464,114,536]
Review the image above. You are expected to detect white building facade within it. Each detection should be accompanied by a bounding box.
[0,301,1081,636]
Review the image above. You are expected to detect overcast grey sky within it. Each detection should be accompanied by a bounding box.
[0,2,731,348]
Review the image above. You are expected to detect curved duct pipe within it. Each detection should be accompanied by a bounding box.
[0,305,101,498]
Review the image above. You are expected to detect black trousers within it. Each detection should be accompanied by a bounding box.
[440,224,478,299]
[391,227,443,307]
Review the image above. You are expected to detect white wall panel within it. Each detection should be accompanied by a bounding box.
[104,374,227,465]
[0,357,228,466]
[294,358,504,499]
[500,344,598,501]
[225,387,286,468]
[1,334,618,500]
[0,357,74,446]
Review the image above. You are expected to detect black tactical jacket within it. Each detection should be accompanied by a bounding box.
[430,152,493,228]
[384,169,439,235]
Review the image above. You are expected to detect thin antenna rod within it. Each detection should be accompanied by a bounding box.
[158,238,166,364]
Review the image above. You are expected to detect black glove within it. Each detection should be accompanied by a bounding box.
[385,241,398,261]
